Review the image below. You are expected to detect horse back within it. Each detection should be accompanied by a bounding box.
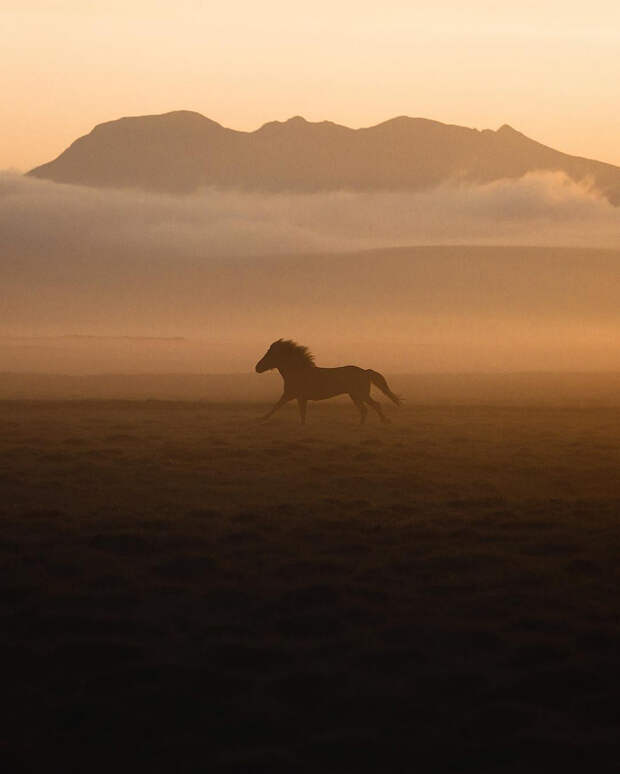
[286,365,369,400]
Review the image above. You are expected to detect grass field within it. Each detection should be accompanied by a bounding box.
[2,397,620,771]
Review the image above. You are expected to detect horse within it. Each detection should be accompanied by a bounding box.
[255,339,401,425]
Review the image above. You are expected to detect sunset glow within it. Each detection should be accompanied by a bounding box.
[4,0,620,171]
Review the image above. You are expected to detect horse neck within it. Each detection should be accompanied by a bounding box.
[277,360,312,379]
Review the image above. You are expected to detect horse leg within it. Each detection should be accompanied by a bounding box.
[350,394,367,425]
[297,397,307,425]
[260,393,291,421]
[366,396,390,424]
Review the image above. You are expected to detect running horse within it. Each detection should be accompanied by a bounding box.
[255,339,401,425]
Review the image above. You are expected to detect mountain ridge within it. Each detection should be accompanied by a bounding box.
[28,111,620,204]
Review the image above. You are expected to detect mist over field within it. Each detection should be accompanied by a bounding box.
[2,171,620,373]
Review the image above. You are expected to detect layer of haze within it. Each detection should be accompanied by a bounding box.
[4,1,620,171]
[2,172,620,374]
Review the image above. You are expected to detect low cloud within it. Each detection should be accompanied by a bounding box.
[1,170,619,262]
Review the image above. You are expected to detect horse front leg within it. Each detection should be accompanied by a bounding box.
[260,393,291,421]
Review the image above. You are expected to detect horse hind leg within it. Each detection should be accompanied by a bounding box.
[366,396,390,424]
[350,394,367,425]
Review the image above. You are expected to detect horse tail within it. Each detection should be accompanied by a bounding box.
[366,370,402,407]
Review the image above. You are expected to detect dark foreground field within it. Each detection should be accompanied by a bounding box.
[2,399,620,771]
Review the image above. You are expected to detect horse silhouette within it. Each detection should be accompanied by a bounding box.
[255,339,401,425]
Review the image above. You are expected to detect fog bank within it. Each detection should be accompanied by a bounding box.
[2,173,620,373]
[2,171,619,259]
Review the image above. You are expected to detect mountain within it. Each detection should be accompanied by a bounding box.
[27,111,620,204]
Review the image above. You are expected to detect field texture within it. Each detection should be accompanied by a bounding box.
[2,399,620,771]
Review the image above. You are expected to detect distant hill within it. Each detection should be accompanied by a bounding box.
[28,111,620,204]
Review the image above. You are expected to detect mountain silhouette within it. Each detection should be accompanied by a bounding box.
[28,110,620,204]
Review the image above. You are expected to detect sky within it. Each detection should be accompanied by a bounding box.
[3,0,620,172]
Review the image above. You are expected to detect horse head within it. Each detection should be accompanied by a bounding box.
[255,340,283,373]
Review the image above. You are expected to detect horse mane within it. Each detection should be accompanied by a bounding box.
[275,339,316,367]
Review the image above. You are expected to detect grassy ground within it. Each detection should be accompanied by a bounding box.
[2,399,620,771]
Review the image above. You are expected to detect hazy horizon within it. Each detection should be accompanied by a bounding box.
[3,170,620,374]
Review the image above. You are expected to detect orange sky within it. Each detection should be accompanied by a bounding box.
[3,0,620,171]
